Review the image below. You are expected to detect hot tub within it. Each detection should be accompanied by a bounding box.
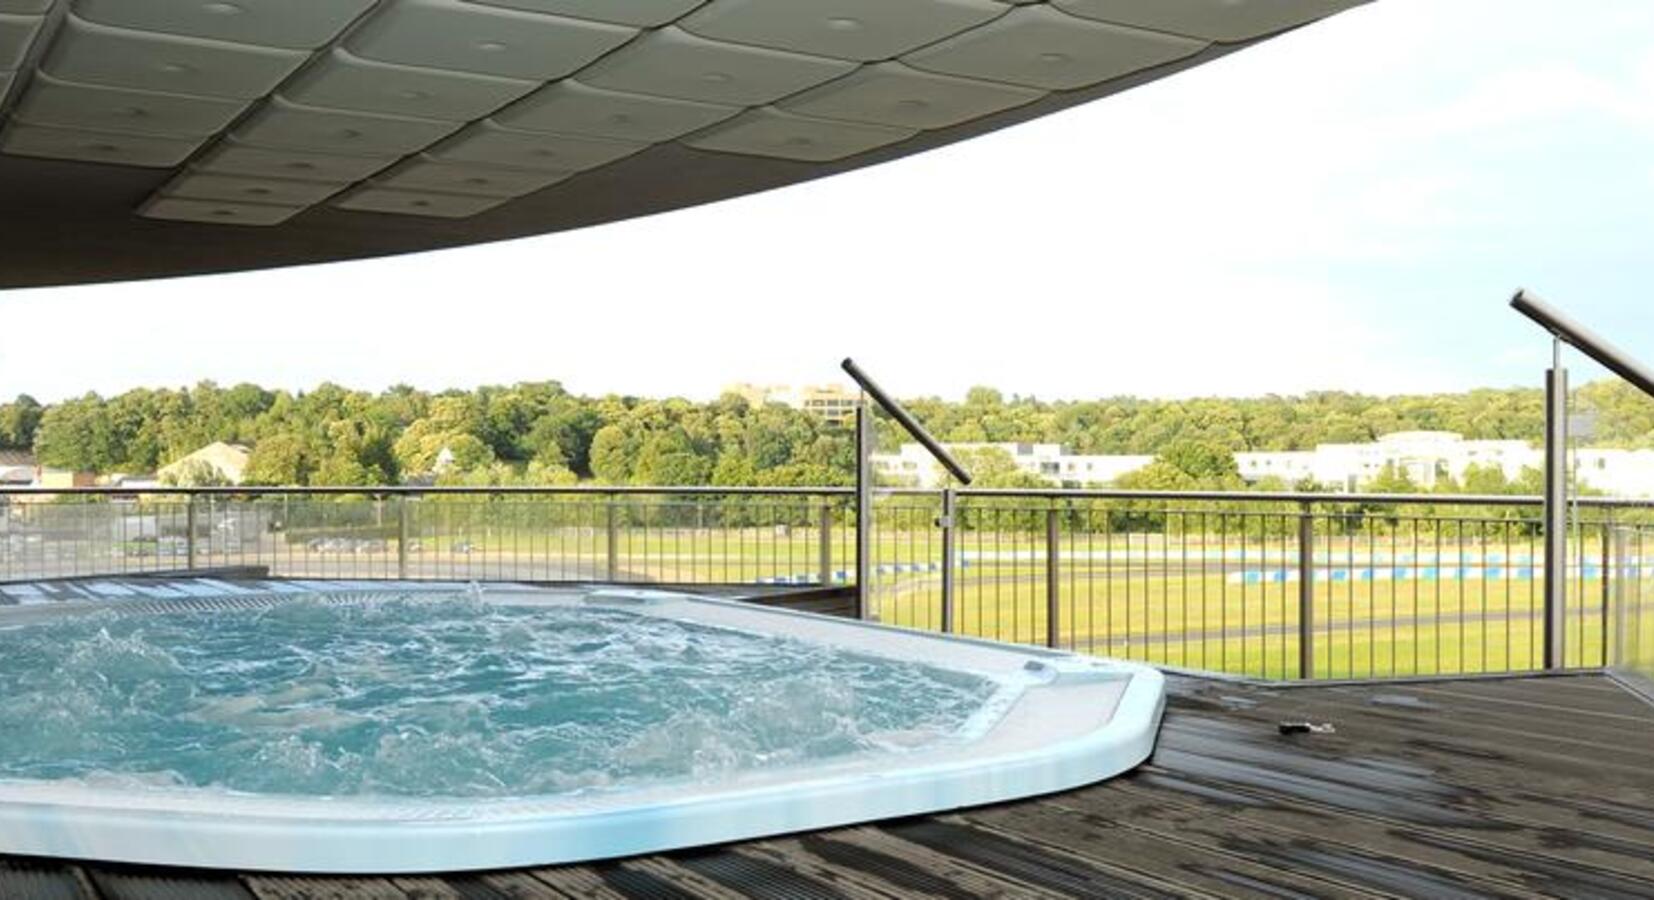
[0,580,1163,873]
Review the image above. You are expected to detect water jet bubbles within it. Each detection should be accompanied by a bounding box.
[0,593,999,798]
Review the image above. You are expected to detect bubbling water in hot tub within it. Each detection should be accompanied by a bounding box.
[0,590,1007,799]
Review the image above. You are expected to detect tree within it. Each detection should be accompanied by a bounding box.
[1365,462,1418,494]
[0,395,42,449]
[631,430,712,486]
[33,395,124,471]
[1458,462,1512,495]
[588,424,637,483]
[1159,440,1242,485]
[10,374,1635,495]
[243,433,313,485]
[947,447,1048,489]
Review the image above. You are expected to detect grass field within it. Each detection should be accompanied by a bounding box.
[268,522,1632,680]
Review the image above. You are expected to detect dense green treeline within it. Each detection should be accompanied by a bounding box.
[0,379,1649,487]
[895,382,1652,453]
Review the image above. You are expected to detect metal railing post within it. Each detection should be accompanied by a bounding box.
[1614,526,1627,668]
[397,496,410,580]
[1602,516,1614,668]
[1046,507,1061,649]
[939,487,956,633]
[1543,340,1569,669]
[185,495,197,571]
[1298,504,1316,680]
[855,403,874,620]
[605,498,619,581]
[817,503,833,587]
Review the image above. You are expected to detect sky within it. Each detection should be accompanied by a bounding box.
[3,0,1653,405]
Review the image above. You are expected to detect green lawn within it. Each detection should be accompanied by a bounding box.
[212,522,1634,680]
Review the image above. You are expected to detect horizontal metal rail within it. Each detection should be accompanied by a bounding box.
[5,485,1652,509]
[914,489,1654,508]
[0,485,857,498]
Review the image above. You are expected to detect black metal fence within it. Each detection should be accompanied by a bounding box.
[1611,524,1654,698]
[867,490,1653,679]
[5,485,1651,682]
[0,486,855,587]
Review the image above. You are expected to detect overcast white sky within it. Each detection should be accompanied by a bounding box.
[3,0,1653,404]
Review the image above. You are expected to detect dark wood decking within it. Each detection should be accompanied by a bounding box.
[3,674,1651,900]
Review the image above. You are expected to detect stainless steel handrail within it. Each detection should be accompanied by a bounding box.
[1510,289,1654,669]
[841,358,972,485]
[1512,289,1654,398]
[839,358,971,624]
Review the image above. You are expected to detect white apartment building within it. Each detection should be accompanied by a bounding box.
[1239,431,1654,495]
[1237,431,1536,492]
[873,442,1153,489]
[1575,448,1654,497]
[876,432,1654,497]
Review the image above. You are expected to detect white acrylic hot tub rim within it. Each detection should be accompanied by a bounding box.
[0,583,1165,873]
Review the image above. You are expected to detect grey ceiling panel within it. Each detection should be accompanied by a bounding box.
[495,79,739,142]
[1052,0,1366,42]
[685,107,916,162]
[41,14,309,100]
[193,139,400,182]
[1,121,204,166]
[283,47,538,121]
[0,12,41,70]
[463,0,707,28]
[372,155,573,197]
[73,0,379,50]
[232,95,463,157]
[904,5,1206,90]
[163,171,349,205]
[140,195,306,225]
[428,119,646,171]
[347,0,636,81]
[782,62,1042,130]
[681,0,1006,62]
[334,185,509,217]
[580,26,855,106]
[12,71,251,138]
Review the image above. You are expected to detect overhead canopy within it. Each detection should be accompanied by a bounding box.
[0,0,1365,288]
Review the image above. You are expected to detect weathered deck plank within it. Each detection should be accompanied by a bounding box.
[0,857,95,900]
[783,827,1073,899]
[7,675,1651,899]
[961,795,1393,899]
[244,876,412,900]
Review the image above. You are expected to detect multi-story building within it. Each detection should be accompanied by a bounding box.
[1574,448,1654,497]
[873,442,1154,489]
[723,383,859,426]
[1237,431,1538,492]
[876,432,1654,497]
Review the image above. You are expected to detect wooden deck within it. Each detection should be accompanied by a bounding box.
[3,673,1651,899]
